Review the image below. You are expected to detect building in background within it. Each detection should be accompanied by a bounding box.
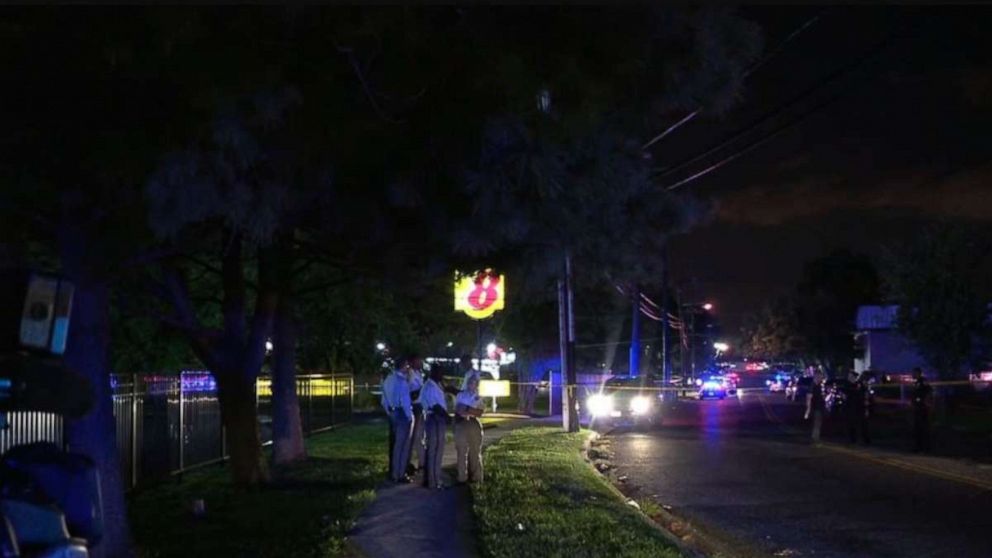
[853,305,932,378]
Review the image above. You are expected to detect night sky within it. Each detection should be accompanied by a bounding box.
[656,7,992,334]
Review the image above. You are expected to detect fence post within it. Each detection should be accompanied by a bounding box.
[307,377,313,436]
[131,374,138,489]
[178,373,185,473]
[330,375,336,427]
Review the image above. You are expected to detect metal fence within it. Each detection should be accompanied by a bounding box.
[1,371,353,489]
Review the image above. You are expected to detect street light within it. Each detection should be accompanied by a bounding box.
[702,302,714,311]
[446,341,454,348]
[713,342,730,353]
[375,342,386,352]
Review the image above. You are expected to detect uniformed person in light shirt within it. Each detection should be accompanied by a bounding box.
[417,366,451,489]
[381,356,415,483]
[454,374,485,484]
[406,356,426,476]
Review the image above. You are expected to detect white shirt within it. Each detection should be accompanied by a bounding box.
[456,390,483,410]
[418,379,447,412]
[381,370,412,419]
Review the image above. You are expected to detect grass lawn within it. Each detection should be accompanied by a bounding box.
[129,422,386,558]
[472,427,682,558]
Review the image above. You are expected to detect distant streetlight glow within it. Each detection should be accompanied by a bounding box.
[446,341,454,348]
[702,302,714,311]
[265,340,274,353]
[376,342,386,351]
[713,342,730,353]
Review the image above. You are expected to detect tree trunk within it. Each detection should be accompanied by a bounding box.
[60,231,133,558]
[271,293,305,466]
[216,370,268,485]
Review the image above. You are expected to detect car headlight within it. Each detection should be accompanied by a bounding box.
[702,381,721,390]
[586,394,614,416]
[630,396,651,415]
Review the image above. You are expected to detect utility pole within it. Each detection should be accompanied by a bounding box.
[558,252,579,432]
[629,287,641,378]
[661,246,670,400]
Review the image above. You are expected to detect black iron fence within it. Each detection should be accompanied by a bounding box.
[1,371,353,489]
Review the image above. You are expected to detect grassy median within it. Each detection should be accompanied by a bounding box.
[129,422,385,558]
[472,427,682,558]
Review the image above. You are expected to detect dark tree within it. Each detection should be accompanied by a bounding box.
[884,224,992,380]
[793,249,881,369]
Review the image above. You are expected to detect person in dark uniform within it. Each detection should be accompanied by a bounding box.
[805,369,825,443]
[405,356,425,476]
[381,357,410,480]
[845,371,871,444]
[911,367,933,453]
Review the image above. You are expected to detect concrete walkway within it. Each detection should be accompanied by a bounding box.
[347,416,558,558]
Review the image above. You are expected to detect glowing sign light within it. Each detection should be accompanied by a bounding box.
[479,380,511,398]
[454,269,505,320]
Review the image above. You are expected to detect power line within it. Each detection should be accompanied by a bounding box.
[663,28,902,192]
[664,92,841,191]
[641,10,826,152]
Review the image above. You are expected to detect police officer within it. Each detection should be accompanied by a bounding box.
[911,367,933,453]
[418,366,451,489]
[805,369,825,443]
[406,356,426,476]
[455,375,485,484]
[382,357,415,482]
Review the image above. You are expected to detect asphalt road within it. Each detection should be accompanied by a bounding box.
[606,387,992,558]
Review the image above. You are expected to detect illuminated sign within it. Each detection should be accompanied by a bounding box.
[454,269,505,320]
[479,380,511,398]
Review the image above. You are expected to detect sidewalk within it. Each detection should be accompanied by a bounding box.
[347,415,559,558]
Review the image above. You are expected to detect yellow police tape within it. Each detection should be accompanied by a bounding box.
[439,378,978,393]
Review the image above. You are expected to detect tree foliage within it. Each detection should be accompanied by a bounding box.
[884,224,992,379]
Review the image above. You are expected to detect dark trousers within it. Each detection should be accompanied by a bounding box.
[389,410,413,481]
[408,410,426,471]
[423,414,447,489]
[913,408,931,452]
[387,413,395,471]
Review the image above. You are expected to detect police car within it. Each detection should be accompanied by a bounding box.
[584,375,664,429]
[696,375,730,399]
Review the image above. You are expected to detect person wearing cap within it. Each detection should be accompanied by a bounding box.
[381,357,415,483]
[418,366,451,489]
[455,374,485,484]
[405,356,426,476]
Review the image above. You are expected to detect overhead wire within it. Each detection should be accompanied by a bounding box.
[641,9,827,152]
[662,26,904,191]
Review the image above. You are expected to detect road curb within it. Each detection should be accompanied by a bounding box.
[582,432,706,558]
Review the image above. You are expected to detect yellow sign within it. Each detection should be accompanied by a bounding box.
[454,270,505,320]
[479,379,511,398]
